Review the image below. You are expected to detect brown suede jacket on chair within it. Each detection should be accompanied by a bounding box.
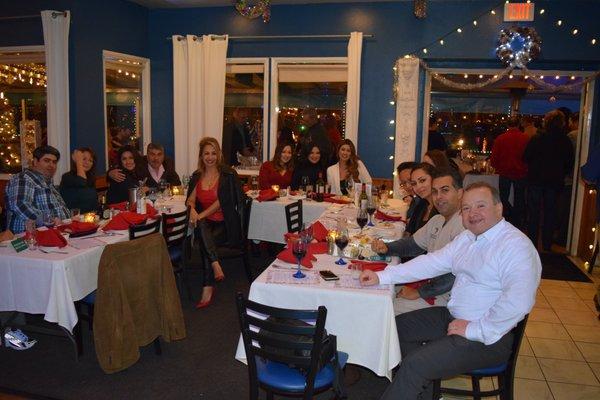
[93,233,186,373]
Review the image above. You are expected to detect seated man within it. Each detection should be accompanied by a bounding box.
[371,168,464,315]
[108,142,181,188]
[361,182,541,400]
[5,145,70,233]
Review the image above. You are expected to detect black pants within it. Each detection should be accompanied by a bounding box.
[527,185,561,251]
[498,176,526,230]
[195,219,227,286]
[381,307,513,400]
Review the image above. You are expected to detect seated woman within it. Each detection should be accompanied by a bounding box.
[186,137,245,309]
[106,145,143,204]
[291,145,327,190]
[405,162,438,235]
[327,139,372,195]
[59,148,99,213]
[258,141,294,190]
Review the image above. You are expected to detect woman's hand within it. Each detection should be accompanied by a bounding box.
[72,149,85,165]
[189,208,200,226]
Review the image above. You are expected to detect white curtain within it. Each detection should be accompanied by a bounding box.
[41,10,70,181]
[172,34,228,177]
[345,31,363,146]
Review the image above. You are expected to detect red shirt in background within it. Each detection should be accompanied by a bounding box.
[490,127,530,180]
[258,161,293,190]
[196,180,224,222]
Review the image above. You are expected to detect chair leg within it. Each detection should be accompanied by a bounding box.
[243,251,253,282]
[471,376,482,400]
[153,337,162,355]
[498,373,512,400]
[432,379,441,400]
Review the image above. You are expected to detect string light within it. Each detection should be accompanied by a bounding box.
[388,155,394,160]
[572,29,578,35]
[478,74,483,78]
[388,136,394,140]
[439,39,444,45]
[491,10,496,15]
[389,120,395,125]
[464,74,468,78]
[555,75,560,79]
[457,28,462,33]
[540,9,545,14]
[422,48,428,54]
[473,20,477,26]
[592,39,597,45]
[389,101,395,105]
[557,20,562,26]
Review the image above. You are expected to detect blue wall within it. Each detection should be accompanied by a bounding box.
[1,0,148,172]
[148,0,600,177]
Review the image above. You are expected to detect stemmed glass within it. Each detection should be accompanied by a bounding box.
[147,188,158,208]
[356,209,368,233]
[334,228,349,265]
[346,177,355,201]
[366,196,378,227]
[42,211,55,228]
[300,223,313,244]
[291,238,307,279]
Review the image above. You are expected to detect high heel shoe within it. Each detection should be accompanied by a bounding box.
[196,287,215,309]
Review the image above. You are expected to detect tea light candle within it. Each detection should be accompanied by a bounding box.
[271,185,280,193]
[83,212,96,223]
[172,186,181,195]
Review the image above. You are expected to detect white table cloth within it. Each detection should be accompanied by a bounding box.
[0,196,187,333]
[248,198,330,244]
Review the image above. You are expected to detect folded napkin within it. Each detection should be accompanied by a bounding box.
[324,197,352,204]
[103,211,148,231]
[108,201,131,211]
[403,280,435,305]
[284,232,299,242]
[33,228,68,248]
[58,221,98,237]
[108,201,158,217]
[276,247,315,268]
[311,221,329,242]
[257,188,278,202]
[375,210,404,222]
[349,260,388,272]
[309,241,328,255]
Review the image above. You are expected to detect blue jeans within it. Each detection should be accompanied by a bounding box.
[527,185,561,251]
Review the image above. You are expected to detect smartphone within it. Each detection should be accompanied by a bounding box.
[319,270,339,281]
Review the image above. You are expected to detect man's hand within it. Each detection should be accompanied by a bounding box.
[396,286,420,300]
[447,319,469,338]
[0,230,14,242]
[72,149,85,165]
[371,239,388,255]
[359,269,380,286]
[108,168,126,183]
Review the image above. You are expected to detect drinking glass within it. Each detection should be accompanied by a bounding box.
[70,208,81,221]
[299,223,313,244]
[356,209,368,233]
[366,197,377,226]
[334,229,349,265]
[346,179,355,201]
[42,211,55,228]
[350,262,363,280]
[291,238,307,279]
[25,220,38,250]
[147,188,158,207]
[301,176,310,193]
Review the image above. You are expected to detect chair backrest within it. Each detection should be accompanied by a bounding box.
[508,315,528,365]
[241,195,253,240]
[284,200,303,233]
[129,215,162,240]
[162,207,190,248]
[235,292,328,399]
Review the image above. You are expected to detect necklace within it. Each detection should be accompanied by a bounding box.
[202,171,219,189]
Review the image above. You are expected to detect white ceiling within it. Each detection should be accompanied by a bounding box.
[128,0,408,9]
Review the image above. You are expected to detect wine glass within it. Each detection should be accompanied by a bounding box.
[42,211,55,228]
[346,178,355,201]
[366,197,377,227]
[291,238,307,279]
[25,219,38,250]
[147,188,158,208]
[356,209,368,233]
[300,223,313,244]
[334,229,349,265]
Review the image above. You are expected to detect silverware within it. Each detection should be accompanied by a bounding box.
[271,263,310,271]
[39,248,69,254]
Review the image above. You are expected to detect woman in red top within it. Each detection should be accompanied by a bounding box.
[186,137,244,309]
[258,141,294,189]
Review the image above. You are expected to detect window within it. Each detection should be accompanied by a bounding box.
[103,51,150,168]
[0,47,47,175]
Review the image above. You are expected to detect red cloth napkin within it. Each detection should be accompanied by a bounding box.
[33,228,68,248]
[276,247,315,268]
[58,221,98,234]
[349,260,388,272]
[108,202,158,218]
[308,242,328,255]
[108,201,131,211]
[311,221,329,242]
[284,232,300,242]
[324,197,352,204]
[404,280,435,305]
[103,211,147,231]
[375,210,404,222]
[257,188,278,202]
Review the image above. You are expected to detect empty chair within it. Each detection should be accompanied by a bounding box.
[236,292,347,400]
[284,200,303,233]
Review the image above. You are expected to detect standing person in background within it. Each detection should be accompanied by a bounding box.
[323,114,343,151]
[277,116,295,146]
[59,148,99,213]
[291,145,327,191]
[300,107,332,166]
[326,139,371,196]
[490,116,529,229]
[258,142,294,190]
[556,112,580,245]
[522,115,538,139]
[427,118,448,151]
[222,108,254,166]
[523,110,574,252]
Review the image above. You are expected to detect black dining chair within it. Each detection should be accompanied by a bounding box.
[432,315,529,400]
[162,206,192,301]
[235,293,348,400]
[129,215,162,240]
[284,200,303,233]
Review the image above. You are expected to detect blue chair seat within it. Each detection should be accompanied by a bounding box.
[168,245,182,264]
[470,363,507,376]
[82,291,96,304]
[256,351,348,392]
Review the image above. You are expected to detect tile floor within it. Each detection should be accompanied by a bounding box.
[441,259,600,400]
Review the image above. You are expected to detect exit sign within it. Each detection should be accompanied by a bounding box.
[504,2,535,22]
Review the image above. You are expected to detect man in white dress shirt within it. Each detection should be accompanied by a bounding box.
[360,182,541,400]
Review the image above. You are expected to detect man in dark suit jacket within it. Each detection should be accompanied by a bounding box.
[300,107,333,165]
[222,108,254,166]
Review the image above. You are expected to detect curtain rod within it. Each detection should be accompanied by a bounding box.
[0,11,68,21]
[167,34,374,42]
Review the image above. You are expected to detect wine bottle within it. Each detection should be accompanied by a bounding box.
[316,172,325,194]
[359,183,368,211]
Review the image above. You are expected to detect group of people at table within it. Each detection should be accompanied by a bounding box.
[2,129,544,399]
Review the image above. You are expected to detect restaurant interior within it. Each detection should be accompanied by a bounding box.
[1,1,599,399]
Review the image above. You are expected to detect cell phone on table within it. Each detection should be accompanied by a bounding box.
[319,270,339,281]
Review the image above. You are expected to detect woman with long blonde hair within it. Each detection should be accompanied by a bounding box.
[186,137,245,309]
[326,139,372,195]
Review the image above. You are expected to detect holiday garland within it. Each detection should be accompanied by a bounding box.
[235,0,271,23]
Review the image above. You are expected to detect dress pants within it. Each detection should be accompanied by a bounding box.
[498,176,526,230]
[380,307,513,400]
[195,219,227,286]
[527,185,561,251]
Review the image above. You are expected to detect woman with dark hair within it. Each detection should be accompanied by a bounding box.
[106,145,143,204]
[405,162,438,235]
[423,149,452,170]
[186,137,245,309]
[59,148,99,213]
[258,142,294,189]
[291,144,327,190]
[326,139,372,195]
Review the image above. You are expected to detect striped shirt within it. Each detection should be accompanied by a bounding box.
[5,169,70,233]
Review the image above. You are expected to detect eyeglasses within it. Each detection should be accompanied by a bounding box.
[399,181,413,188]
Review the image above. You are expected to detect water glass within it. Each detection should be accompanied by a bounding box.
[25,220,38,250]
[350,263,363,280]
